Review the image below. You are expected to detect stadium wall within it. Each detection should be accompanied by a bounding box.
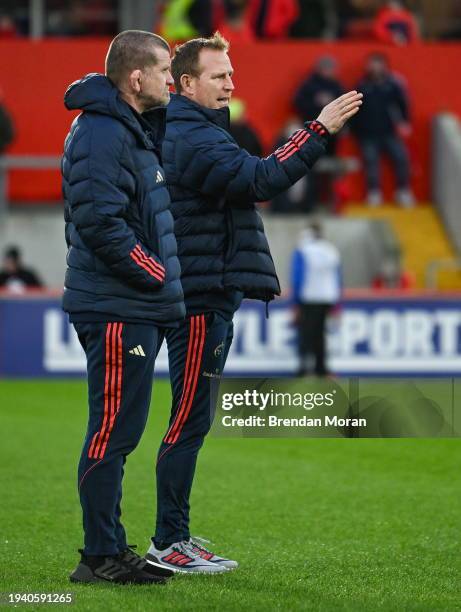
[1,41,461,203]
[1,209,395,289]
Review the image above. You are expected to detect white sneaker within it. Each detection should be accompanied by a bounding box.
[396,189,415,208]
[367,190,382,207]
[145,540,228,574]
[189,536,238,570]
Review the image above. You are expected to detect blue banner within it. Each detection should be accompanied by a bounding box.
[1,293,461,377]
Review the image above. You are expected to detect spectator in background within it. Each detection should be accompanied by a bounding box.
[228,97,263,156]
[372,258,414,289]
[158,0,199,41]
[248,0,299,39]
[334,0,377,39]
[219,0,255,43]
[290,0,334,39]
[189,0,226,37]
[159,0,226,41]
[0,246,43,292]
[351,52,414,207]
[292,56,344,211]
[291,222,341,377]
[0,12,19,38]
[373,0,419,45]
[46,0,117,36]
[0,91,15,214]
[0,92,15,154]
[439,2,461,40]
[293,56,344,156]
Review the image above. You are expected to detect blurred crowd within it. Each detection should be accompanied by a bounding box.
[1,0,461,41]
[229,51,414,212]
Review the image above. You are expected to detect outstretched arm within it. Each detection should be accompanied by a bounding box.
[177,91,363,205]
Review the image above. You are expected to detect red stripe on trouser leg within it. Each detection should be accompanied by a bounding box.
[87,432,99,459]
[99,323,124,459]
[165,315,204,444]
[169,315,206,444]
[93,322,118,458]
[163,316,197,443]
[88,323,113,459]
[164,317,200,443]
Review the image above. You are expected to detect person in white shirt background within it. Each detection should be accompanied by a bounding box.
[291,221,342,376]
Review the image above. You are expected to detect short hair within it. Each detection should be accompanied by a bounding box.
[105,30,170,86]
[172,31,229,93]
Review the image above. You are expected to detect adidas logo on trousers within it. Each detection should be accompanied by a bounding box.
[129,345,145,356]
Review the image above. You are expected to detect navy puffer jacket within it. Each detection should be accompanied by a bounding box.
[163,94,329,305]
[61,74,185,324]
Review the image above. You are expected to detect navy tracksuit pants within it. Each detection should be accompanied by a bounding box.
[75,321,165,556]
[155,312,233,545]
[75,313,233,554]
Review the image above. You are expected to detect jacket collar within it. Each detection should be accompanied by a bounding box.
[136,107,167,150]
[64,73,166,150]
[167,93,230,130]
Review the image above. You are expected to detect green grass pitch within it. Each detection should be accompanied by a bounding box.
[0,380,460,611]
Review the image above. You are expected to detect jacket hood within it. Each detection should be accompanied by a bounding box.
[64,73,166,148]
[167,93,230,131]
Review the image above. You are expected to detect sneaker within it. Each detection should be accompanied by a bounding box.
[70,549,167,584]
[189,536,238,570]
[395,189,415,208]
[145,540,228,574]
[120,545,174,579]
[367,190,382,207]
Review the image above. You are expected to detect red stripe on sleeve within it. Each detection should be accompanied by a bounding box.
[134,245,165,277]
[130,249,164,282]
[278,132,311,162]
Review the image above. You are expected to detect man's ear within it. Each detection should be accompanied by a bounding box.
[180,73,194,96]
[127,69,142,93]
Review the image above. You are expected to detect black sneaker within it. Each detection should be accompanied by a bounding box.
[120,545,174,579]
[70,549,167,585]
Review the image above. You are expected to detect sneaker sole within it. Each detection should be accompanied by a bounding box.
[145,554,228,575]
[70,563,167,585]
[215,561,238,570]
[69,564,105,584]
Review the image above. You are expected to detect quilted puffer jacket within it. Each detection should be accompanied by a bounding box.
[61,74,185,324]
[163,93,330,308]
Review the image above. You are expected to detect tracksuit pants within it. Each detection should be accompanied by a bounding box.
[75,314,233,554]
[155,312,234,545]
[74,321,164,556]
